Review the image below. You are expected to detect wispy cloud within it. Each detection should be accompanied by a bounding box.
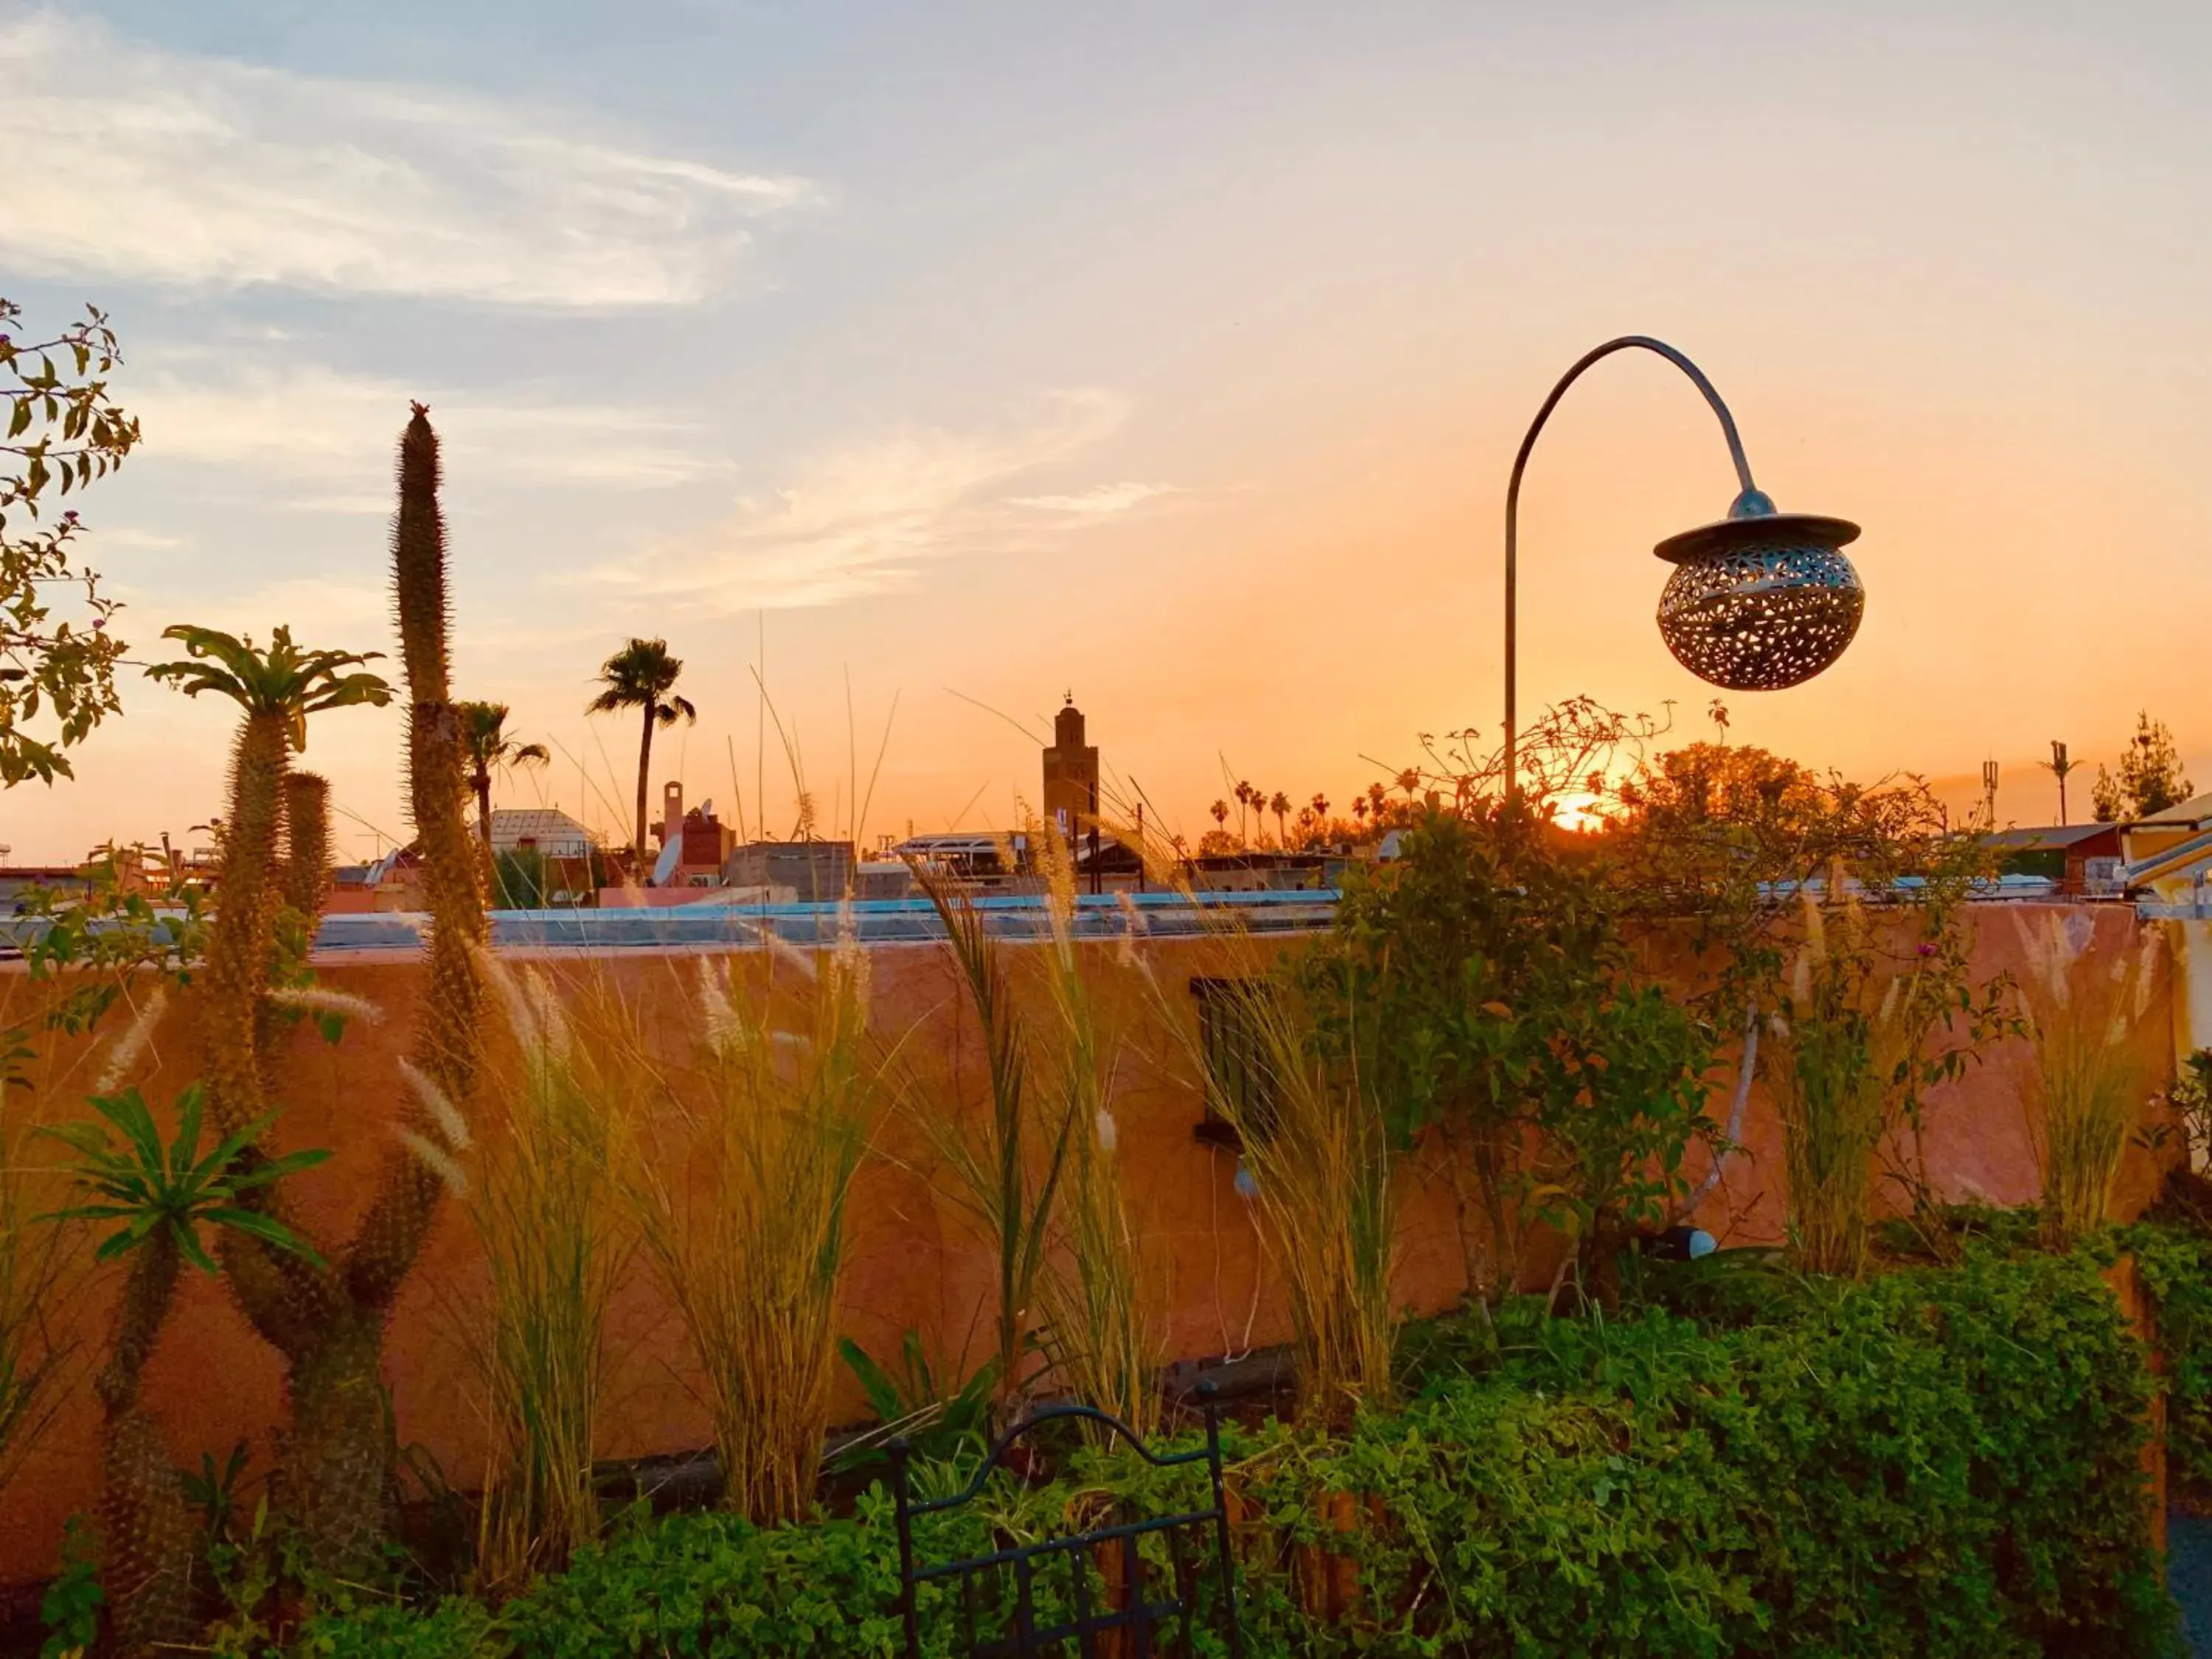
[120,576,391,656]
[127,361,724,502]
[1006,481,1177,516]
[599,391,1146,610]
[0,10,810,307]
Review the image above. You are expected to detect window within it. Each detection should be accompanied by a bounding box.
[1189,976,1280,1149]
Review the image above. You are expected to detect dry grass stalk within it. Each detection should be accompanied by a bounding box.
[1029,824,1160,1437]
[467,958,637,1591]
[631,935,874,1524]
[913,871,1075,1428]
[1141,932,1394,1428]
[2016,912,2159,1248]
[1225,974,1394,1426]
[0,978,106,1503]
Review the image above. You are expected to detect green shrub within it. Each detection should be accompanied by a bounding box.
[279,1246,2177,1658]
[2128,1222,2212,1508]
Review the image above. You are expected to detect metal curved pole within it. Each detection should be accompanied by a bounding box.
[1503,335,1759,796]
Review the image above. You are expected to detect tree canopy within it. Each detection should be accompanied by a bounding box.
[1,299,141,786]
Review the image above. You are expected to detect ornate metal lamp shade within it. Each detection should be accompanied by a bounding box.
[1652,490,1863,692]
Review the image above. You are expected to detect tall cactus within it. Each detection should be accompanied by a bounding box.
[92,1236,195,1658]
[282,771,333,922]
[149,408,484,1578]
[282,406,487,1570]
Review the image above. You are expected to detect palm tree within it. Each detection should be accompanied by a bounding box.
[1269,790,1290,847]
[1234,781,1255,845]
[1209,799,1230,837]
[586,639,697,867]
[457,701,551,860]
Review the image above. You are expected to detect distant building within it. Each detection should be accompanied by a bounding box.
[487,807,599,860]
[892,832,1032,886]
[1183,850,1335,893]
[724,840,855,901]
[1043,695,1100,844]
[853,859,915,900]
[651,784,737,886]
[1983,824,2126,897]
[2122,793,2212,905]
[0,865,90,913]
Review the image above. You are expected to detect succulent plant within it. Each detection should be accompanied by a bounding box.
[41,1085,325,1655]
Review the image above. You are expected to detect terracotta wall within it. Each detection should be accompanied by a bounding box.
[0,903,2176,1580]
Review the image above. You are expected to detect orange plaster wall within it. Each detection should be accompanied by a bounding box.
[0,904,2176,1581]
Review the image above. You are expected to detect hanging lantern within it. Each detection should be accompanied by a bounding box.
[1652,490,1863,692]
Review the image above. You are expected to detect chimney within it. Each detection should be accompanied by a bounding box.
[661,780,684,847]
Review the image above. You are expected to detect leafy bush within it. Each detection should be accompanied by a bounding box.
[2128,1222,2212,1509]
[275,1247,2176,1658]
[1310,802,1717,1301]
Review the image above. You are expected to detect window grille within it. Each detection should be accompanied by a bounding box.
[1189,976,1279,1150]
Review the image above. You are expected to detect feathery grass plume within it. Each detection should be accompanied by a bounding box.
[2017,912,2160,1248]
[91,986,167,1097]
[630,943,876,1523]
[464,958,636,1591]
[265,985,383,1026]
[913,869,1076,1429]
[1028,821,1160,1437]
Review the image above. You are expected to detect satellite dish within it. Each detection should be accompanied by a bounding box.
[652,833,684,888]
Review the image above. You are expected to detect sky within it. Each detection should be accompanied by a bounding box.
[1,0,2208,864]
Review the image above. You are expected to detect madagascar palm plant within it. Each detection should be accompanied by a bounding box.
[585,639,696,868]
[41,1085,327,1658]
[146,625,391,753]
[459,700,552,860]
[145,626,390,1148]
[136,406,490,1576]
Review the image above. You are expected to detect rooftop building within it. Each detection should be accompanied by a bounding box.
[487,807,600,860]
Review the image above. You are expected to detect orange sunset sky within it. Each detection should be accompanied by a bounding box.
[1,4,2206,864]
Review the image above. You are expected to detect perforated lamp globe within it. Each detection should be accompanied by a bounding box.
[1652,489,1865,692]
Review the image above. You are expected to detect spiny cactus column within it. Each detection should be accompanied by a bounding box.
[349,402,485,1296]
[202,712,289,1134]
[191,408,487,1578]
[93,1235,196,1658]
[204,714,341,1353]
[279,403,487,1571]
[282,771,333,922]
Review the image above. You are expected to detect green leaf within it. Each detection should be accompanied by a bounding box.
[203,1207,326,1268]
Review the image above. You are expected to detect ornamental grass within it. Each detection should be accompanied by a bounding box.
[630,935,877,1526]
[2017,911,2160,1249]
[465,959,639,1593]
